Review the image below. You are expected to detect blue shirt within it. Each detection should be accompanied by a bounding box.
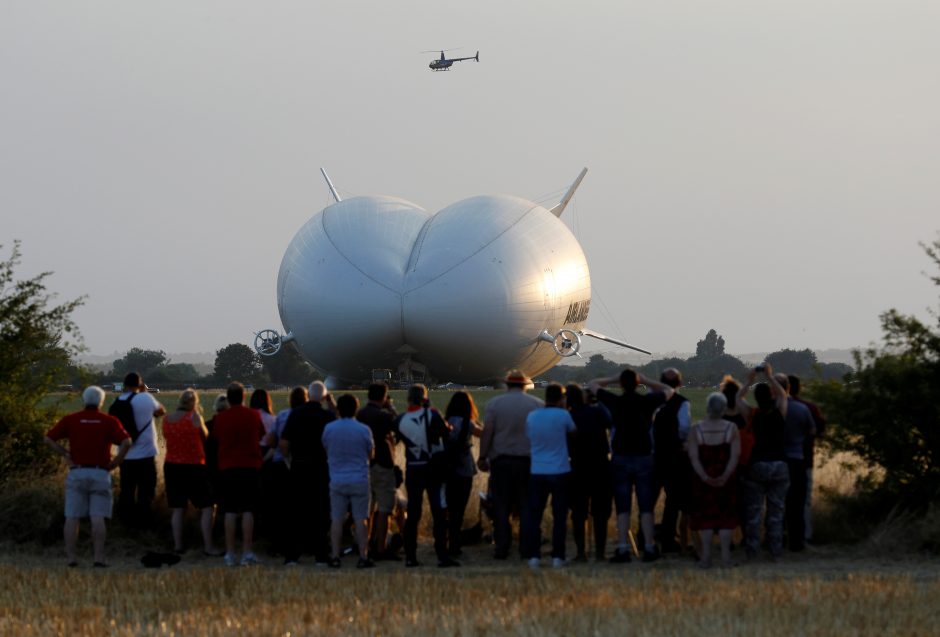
[525,406,575,475]
[321,417,374,486]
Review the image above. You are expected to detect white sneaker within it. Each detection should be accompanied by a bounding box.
[223,553,237,567]
[552,558,566,569]
[527,557,541,570]
[240,552,261,566]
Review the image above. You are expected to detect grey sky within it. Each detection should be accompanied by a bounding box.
[3,1,938,361]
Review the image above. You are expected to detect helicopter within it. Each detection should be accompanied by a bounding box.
[422,48,479,71]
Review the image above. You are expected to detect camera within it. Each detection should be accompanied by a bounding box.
[755,363,766,372]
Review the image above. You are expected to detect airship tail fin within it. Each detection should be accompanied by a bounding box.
[320,167,342,203]
[549,167,587,217]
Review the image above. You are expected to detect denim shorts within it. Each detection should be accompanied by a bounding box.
[611,454,655,515]
[65,468,112,518]
[330,481,371,521]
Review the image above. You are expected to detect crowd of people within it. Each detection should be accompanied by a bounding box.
[44,363,824,570]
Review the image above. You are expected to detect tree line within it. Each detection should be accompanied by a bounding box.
[540,328,854,387]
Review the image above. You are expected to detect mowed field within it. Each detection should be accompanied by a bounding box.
[9,388,938,635]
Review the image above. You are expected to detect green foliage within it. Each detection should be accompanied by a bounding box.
[110,347,168,378]
[692,328,725,360]
[815,236,940,508]
[766,348,818,376]
[213,343,264,384]
[0,241,84,484]
[261,340,319,386]
[145,362,201,386]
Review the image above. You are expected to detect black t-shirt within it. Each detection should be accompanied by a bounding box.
[750,408,787,463]
[569,404,612,466]
[596,388,667,457]
[652,393,688,457]
[356,403,398,469]
[281,401,335,470]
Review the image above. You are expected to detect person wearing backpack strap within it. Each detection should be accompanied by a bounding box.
[110,372,165,528]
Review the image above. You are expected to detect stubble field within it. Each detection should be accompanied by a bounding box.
[6,388,937,635]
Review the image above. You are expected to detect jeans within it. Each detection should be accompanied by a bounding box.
[404,463,448,562]
[611,454,655,515]
[118,457,156,527]
[524,472,570,559]
[489,455,531,558]
[785,458,807,550]
[742,460,790,556]
[446,474,473,554]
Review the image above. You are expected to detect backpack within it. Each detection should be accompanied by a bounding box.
[108,393,149,442]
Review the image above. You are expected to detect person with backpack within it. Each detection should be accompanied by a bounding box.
[109,372,166,528]
[395,384,457,568]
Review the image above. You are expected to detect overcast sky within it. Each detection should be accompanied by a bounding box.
[3,1,938,361]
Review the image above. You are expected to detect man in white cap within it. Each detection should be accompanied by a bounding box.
[478,369,544,560]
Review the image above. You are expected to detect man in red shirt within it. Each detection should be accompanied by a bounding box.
[211,382,266,566]
[44,386,132,568]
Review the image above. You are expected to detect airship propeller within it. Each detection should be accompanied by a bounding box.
[539,329,583,358]
[254,329,294,357]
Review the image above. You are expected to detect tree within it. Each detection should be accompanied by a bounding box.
[765,348,818,376]
[213,343,264,384]
[145,363,201,387]
[693,329,725,360]
[110,347,168,378]
[0,241,84,482]
[261,340,318,386]
[815,237,940,508]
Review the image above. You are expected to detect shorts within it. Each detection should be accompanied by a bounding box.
[219,468,261,514]
[330,482,371,521]
[370,465,397,514]
[611,454,655,515]
[164,462,212,509]
[65,468,113,518]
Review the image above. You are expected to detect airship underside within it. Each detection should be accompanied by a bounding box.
[261,169,648,386]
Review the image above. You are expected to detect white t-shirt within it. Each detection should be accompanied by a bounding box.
[119,391,164,460]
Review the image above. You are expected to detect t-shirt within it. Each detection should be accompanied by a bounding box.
[356,403,398,469]
[596,388,667,457]
[45,408,129,468]
[117,391,164,460]
[162,411,205,465]
[569,403,612,467]
[750,408,787,463]
[212,404,265,471]
[281,401,335,470]
[479,390,544,459]
[525,406,576,475]
[783,398,816,461]
[322,417,374,486]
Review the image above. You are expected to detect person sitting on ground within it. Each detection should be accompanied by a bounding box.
[443,390,483,558]
[44,386,132,568]
[162,388,220,556]
[321,394,375,568]
[396,384,457,568]
[524,383,576,569]
[211,382,266,567]
[687,392,741,568]
[566,383,613,562]
[736,363,790,560]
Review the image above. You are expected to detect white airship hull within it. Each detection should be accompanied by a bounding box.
[276,193,591,385]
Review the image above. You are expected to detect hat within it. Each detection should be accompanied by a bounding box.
[504,369,532,385]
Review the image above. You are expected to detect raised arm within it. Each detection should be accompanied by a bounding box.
[638,374,675,401]
[588,375,619,394]
[764,363,788,418]
[736,371,757,419]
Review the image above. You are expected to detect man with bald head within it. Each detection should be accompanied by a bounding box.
[281,380,337,564]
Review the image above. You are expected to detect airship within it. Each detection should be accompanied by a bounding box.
[254,168,649,388]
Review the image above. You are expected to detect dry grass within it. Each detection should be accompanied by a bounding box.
[0,553,938,636]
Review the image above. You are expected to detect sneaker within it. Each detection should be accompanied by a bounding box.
[527,557,541,570]
[642,547,661,563]
[551,558,566,569]
[609,549,631,564]
[437,557,461,568]
[328,557,341,569]
[240,552,261,566]
[356,557,375,569]
[223,553,237,567]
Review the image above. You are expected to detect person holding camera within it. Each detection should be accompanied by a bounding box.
[736,363,790,560]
